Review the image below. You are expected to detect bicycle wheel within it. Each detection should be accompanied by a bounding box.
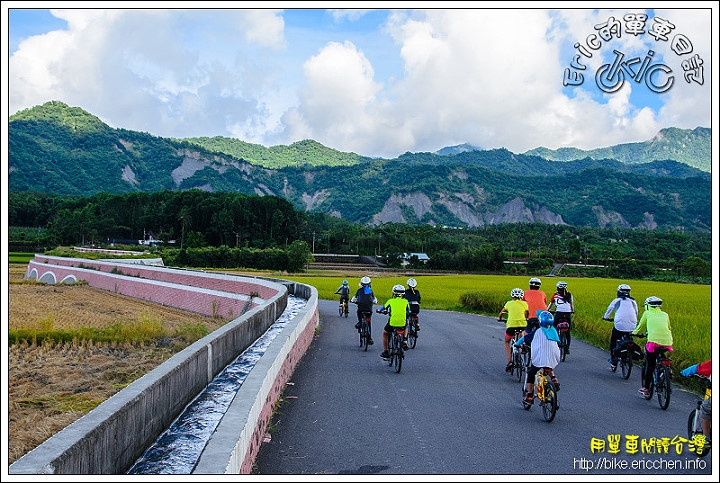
[656,366,671,410]
[408,321,418,349]
[621,353,632,379]
[363,325,369,352]
[339,304,344,316]
[359,324,365,349]
[515,350,525,383]
[687,408,711,457]
[541,380,558,422]
[559,332,568,362]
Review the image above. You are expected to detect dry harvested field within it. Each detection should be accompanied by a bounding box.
[6,264,228,465]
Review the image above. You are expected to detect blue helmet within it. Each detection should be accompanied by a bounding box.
[538,310,554,328]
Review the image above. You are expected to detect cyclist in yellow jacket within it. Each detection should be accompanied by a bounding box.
[633,296,673,398]
[378,284,410,359]
[498,288,529,373]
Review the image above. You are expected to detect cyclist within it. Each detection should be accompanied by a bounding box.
[523,277,547,331]
[632,296,673,398]
[378,284,410,359]
[681,359,712,448]
[602,283,638,370]
[516,310,561,406]
[404,278,421,330]
[498,288,529,373]
[547,280,575,354]
[334,279,351,313]
[403,278,421,347]
[351,276,377,345]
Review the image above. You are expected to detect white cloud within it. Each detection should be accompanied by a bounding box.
[7,7,714,158]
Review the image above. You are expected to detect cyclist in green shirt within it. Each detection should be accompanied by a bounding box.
[378,284,410,359]
[633,296,673,398]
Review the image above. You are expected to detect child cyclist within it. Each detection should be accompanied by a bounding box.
[498,288,529,373]
[334,279,350,313]
[377,284,410,359]
[516,310,561,406]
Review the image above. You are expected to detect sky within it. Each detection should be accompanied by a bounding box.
[2,3,717,159]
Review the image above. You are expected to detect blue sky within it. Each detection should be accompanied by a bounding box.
[3,4,717,158]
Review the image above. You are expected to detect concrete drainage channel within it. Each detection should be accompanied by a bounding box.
[128,295,307,474]
[9,256,320,475]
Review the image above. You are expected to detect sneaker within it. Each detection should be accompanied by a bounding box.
[565,348,570,354]
[354,322,361,329]
[523,394,534,406]
[505,361,513,373]
[402,342,409,350]
[368,338,374,345]
[638,387,650,398]
[608,358,617,370]
[551,377,560,391]
[416,324,420,331]
[380,350,390,359]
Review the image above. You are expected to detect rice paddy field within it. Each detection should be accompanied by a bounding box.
[278,272,713,380]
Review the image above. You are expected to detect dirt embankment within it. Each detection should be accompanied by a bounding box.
[7,264,226,465]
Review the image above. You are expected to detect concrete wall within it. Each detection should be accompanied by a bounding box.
[9,256,319,475]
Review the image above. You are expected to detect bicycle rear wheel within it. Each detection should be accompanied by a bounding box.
[656,366,671,410]
[541,380,558,422]
[687,408,711,457]
[407,321,418,349]
[515,350,525,383]
[339,304,344,316]
[559,332,568,362]
[620,353,632,379]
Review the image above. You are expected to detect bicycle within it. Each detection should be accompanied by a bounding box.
[339,299,349,317]
[511,332,529,384]
[637,334,672,410]
[523,366,558,422]
[610,332,643,380]
[378,309,404,373]
[406,310,419,349]
[685,374,711,457]
[556,321,570,362]
[358,311,372,351]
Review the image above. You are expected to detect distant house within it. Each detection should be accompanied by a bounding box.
[401,252,430,266]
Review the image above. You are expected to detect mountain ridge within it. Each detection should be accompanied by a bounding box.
[8,101,711,232]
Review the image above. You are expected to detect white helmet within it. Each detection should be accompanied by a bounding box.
[617,284,631,297]
[511,288,524,298]
[406,278,417,288]
[644,296,663,308]
[393,284,405,296]
[556,281,567,289]
[529,277,542,288]
[360,276,371,286]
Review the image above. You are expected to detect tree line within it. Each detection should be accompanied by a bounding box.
[8,190,711,281]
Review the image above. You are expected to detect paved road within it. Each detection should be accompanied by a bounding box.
[253,299,712,476]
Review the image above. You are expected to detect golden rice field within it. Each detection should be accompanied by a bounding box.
[277,271,713,375]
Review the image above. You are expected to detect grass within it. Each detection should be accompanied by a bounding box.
[277,272,712,387]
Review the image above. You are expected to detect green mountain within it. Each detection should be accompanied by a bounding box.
[8,101,711,231]
[524,126,711,172]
